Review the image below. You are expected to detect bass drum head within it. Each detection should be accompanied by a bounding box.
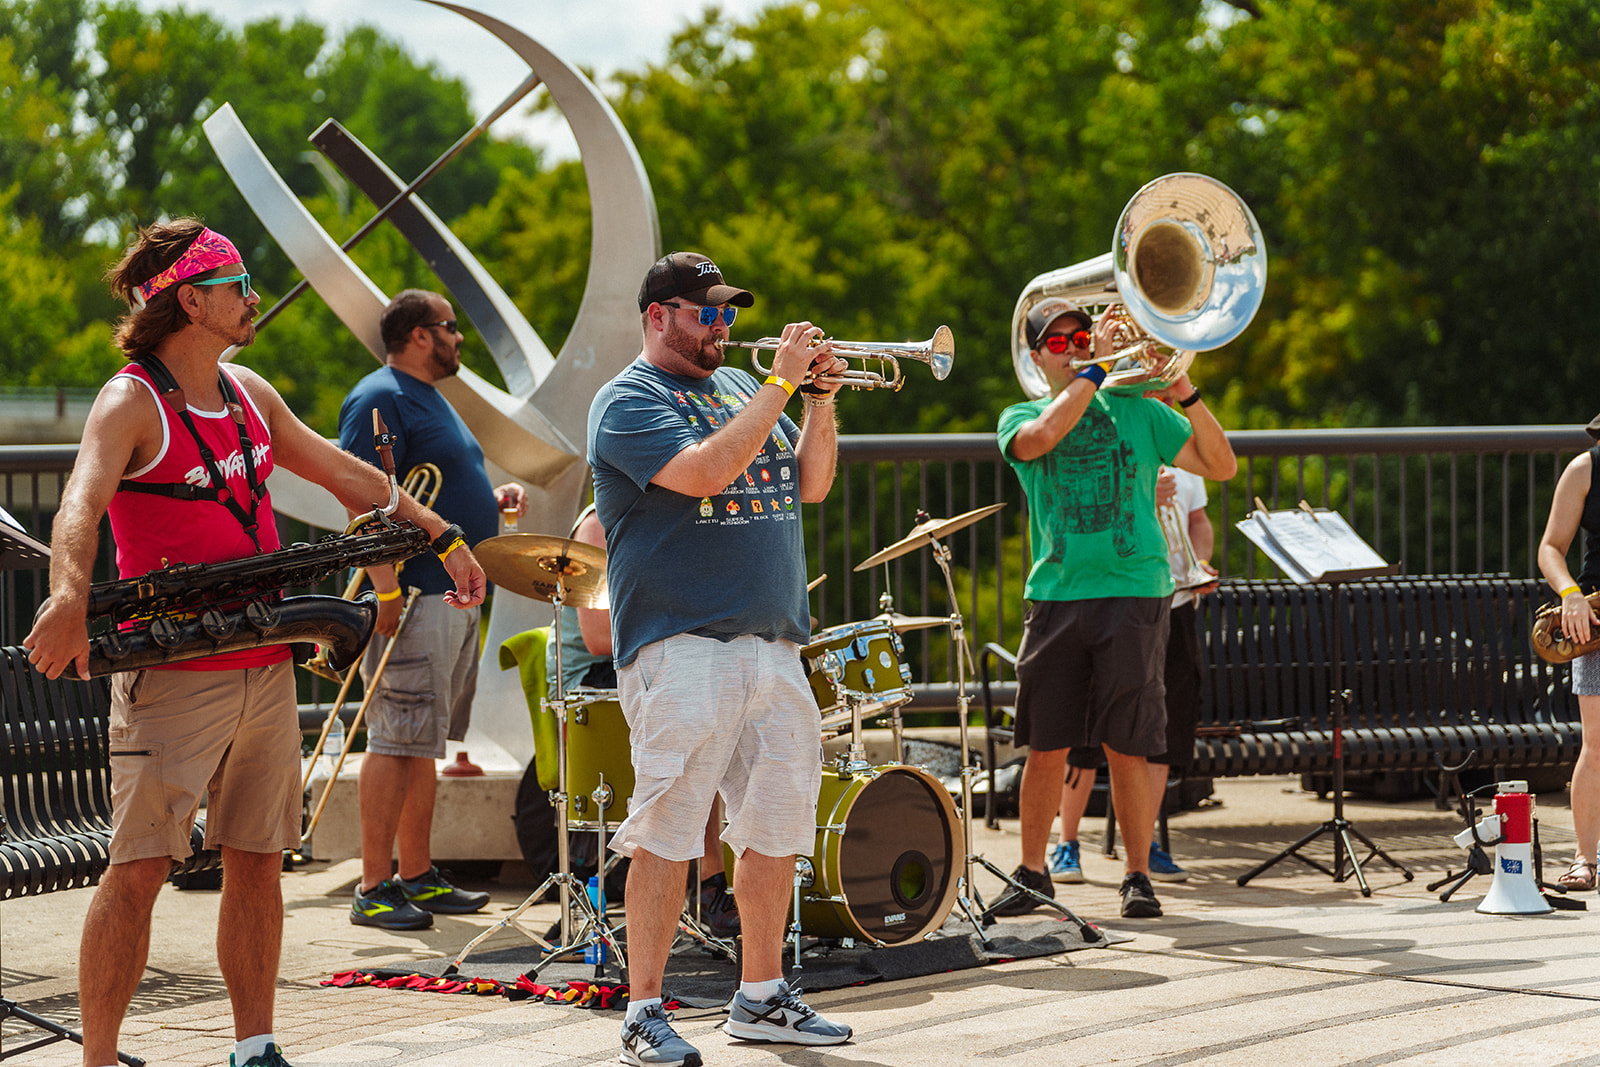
[811,764,959,945]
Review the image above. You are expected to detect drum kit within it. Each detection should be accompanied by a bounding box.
[443,503,1099,981]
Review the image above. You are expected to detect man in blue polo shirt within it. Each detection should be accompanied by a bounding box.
[339,289,524,930]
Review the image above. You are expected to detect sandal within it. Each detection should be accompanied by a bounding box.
[1558,858,1597,891]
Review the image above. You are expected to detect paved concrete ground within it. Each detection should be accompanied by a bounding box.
[5,775,1597,1066]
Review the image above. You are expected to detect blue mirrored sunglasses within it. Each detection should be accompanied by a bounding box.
[190,272,253,299]
[662,301,737,327]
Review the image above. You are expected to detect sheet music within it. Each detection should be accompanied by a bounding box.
[1236,505,1392,584]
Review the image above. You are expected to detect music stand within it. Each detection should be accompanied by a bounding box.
[1232,503,1412,896]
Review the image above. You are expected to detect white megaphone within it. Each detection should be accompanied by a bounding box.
[1475,781,1553,915]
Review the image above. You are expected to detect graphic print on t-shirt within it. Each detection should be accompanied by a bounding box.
[675,385,798,528]
[1040,406,1139,559]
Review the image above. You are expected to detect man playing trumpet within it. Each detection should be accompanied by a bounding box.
[589,252,852,1066]
[994,297,1236,921]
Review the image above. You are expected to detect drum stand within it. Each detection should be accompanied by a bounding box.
[924,532,1103,946]
[444,583,627,980]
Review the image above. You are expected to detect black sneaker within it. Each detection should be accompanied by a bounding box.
[992,863,1055,916]
[351,879,434,929]
[1120,871,1163,918]
[697,872,741,937]
[395,865,490,914]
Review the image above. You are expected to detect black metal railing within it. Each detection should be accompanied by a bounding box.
[3,425,1590,690]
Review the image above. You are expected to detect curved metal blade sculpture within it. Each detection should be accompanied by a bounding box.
[202,1,661,768]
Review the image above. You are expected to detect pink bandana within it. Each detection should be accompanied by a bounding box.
[134,228,242,305]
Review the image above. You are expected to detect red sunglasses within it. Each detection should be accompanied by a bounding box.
[1042,330,1091,354]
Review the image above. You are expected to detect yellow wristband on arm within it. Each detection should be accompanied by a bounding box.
[437,537,467,562]
[763,374,797,398]
[374,587,402,602]
[1561,584,1582,598]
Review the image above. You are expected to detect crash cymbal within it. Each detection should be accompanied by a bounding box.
[474,533,609,608]
[874,611,949,633]
[854,503,1007,571]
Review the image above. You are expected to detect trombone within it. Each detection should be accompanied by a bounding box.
[719,326,954,391]
[300,462,442,844]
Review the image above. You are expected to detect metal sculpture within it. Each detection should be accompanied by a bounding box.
[202,1,661,767]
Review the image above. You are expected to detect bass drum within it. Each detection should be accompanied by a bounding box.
[801,764,960,945]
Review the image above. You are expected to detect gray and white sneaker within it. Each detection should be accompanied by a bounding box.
[725,982,851,1046]
[621,1004,701,1067]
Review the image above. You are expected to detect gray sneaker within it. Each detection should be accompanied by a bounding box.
[726,982,851,1046]
[621,1004,702,1067]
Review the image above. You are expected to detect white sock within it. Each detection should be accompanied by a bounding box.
[740,978,782,1003]
[625,997,662,1025]
[234,1034,276,1062]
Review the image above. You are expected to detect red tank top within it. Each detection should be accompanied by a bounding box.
[107,363,289,671]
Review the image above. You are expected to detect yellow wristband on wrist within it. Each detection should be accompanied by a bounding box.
[763,374,797,398]
[374,587,402,602]
[436,537,467,562]
[1561,584,1582,598]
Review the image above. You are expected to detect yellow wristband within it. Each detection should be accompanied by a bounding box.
[763,374,797,398]
[1561,585,1582,598]
[436,537,466,562]
[374,587,402,602]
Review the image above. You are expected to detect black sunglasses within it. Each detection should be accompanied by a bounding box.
[421,319,459,334]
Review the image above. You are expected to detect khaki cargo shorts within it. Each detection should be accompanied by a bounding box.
[107,660,300,863]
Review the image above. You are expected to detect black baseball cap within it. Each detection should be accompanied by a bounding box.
[1024,298,1093,349]
[638,252,754,312]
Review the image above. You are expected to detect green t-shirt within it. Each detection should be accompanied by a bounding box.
[998,391,1193,602]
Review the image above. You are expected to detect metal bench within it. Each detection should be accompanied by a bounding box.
[1,645,220,896]
[1193,577,1581,786]
[975,575,1580,828]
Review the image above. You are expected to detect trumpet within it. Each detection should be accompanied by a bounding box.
[720,326,954,392]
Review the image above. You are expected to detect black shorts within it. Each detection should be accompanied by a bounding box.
[1150,600,1201,769]
[1012,597,1169,758]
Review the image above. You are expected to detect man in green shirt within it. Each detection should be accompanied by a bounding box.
[994,298,1236,919]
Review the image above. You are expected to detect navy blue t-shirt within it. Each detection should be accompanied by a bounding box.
[588,358,809,669]
[339,366,498,595]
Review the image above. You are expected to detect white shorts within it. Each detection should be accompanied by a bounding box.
[610,634,822,862]
[1573,648,1600,696]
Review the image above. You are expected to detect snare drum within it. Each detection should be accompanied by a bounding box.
[562,687,634,827]
[802,620,914,729]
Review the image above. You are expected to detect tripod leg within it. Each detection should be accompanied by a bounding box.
[1236,822,1341,886]
[1343,822,1413,879]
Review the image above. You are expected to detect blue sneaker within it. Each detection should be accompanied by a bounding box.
[1048,841,1084,884]
[1148,843,1189,883]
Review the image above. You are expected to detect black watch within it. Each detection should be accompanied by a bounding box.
[429,523,465,555]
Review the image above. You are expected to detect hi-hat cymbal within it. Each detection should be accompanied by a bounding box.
[854,503,1007,571]
[875,611,949,633]
[475,533,609,608]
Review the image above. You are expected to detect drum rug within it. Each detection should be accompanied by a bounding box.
[350,914,1129,1009]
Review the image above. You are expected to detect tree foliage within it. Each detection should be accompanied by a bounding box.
[2,0,1597,435]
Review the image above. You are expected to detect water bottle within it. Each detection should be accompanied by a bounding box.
[322,715,344,774]
[584,874,609,965]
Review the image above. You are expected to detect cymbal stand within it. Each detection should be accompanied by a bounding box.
[925,532,1102,945]
[443,579,625,979]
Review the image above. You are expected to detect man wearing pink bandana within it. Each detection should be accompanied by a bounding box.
[23,217,489,1067]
